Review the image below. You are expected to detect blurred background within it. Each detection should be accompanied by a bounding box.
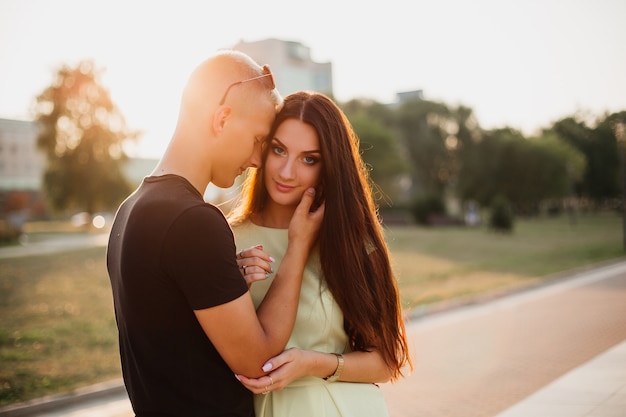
[0,0,626,231]
[1,0,625,412]
[1,0,626,231]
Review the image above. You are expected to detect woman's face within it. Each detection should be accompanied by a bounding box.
[263,118,323,209]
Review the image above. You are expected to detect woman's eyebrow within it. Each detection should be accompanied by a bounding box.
[271,137,320,154]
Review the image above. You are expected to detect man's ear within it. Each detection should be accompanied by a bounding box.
[213,105,231,134]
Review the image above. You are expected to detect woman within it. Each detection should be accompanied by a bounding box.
[228,91,413,416]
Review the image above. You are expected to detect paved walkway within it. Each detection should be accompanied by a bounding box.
[0,232,109,259]
[1,252,625,416]
[380,260,626,417]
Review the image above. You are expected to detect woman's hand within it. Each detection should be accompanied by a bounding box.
[236,348,313,394]
[287,188,325,253]
[236,245,275,287]
[236,348,394,393]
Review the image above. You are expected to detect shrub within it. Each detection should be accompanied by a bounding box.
[411,194,445,225]
[489,195,514,232]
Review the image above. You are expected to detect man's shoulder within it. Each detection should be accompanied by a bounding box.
[138,175,209,210]
[119,176,219,227]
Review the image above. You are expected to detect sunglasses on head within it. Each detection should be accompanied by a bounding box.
[218,64,276,105]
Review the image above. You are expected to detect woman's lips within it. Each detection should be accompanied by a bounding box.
[274,181,295,193]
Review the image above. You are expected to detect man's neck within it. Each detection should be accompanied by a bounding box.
[151,154,210,197]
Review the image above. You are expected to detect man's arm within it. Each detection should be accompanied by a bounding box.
[195,188,324,378]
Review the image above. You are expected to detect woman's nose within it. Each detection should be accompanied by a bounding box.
[278,158,296,180]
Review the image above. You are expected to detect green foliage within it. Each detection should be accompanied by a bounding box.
[340,98,624,212]
[0,246,121,406]
[550,112,625,201]
[342,98,395,127]
[346,112,409,204]
[456,128,586,214]
[394,99,453,197]
[489,195,514,232]
[34,60,138,216]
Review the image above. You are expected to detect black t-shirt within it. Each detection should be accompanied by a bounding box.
[106,175,252,417]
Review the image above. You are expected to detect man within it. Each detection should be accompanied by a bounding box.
[106,50,324,416]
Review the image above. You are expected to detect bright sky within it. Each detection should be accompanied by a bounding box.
[1,0,625,158]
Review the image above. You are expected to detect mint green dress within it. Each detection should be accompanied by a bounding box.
[233,220,390,417]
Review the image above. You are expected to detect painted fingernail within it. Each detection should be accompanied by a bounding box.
[269,256,275,263]
[262,362,273,372]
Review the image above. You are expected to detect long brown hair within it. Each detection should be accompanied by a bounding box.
[229,91,412,380]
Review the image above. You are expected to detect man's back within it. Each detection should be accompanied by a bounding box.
[107,174,252,417]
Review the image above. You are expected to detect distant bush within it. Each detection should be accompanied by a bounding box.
[411,194,445,225]
[489,195,514,232]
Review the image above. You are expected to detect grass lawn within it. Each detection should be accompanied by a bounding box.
[0,211,624,406]
[387,211,625,310]
[0,247,119,407]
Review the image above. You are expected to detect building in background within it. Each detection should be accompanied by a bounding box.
[233,38,333,98]
[396,89,424,104]
[0,118,45,229]
[0,118,44,192]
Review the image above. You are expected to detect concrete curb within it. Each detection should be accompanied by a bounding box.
[0,379,126,417]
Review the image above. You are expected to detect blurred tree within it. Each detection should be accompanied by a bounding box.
[550,113,622,202]
[341,101,409,204]
[34,60,138,218]
[343,98,395,127]
[344,98,483,211]
[453,105,482,151]
[342,97,622,216]
[448,104,482,208]
[588,112,624,201]
[457,128,585,214]
[457,128,520,209]
[394,99,454,199]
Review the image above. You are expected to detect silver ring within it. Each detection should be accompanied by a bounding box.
[242,265,247,274]
[269,376,274,386]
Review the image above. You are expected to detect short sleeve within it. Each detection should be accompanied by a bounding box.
[162,204,248,310]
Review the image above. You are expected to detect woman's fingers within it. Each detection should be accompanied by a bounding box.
[236,373,279,394]
[241,265,271,286]
[237,245,275,280]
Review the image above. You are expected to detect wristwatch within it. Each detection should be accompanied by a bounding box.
[323,353,344,382]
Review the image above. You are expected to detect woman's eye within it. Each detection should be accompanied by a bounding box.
[272,146,285,155]
[303,156,318,165]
